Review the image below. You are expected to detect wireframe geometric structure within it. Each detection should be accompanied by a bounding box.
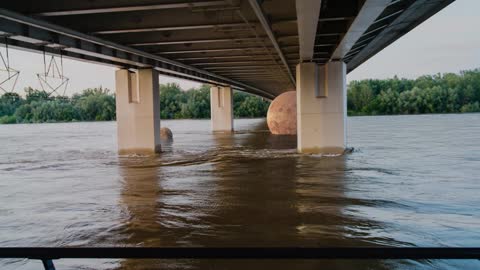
[0,37,20,94]
[36,50,69,97]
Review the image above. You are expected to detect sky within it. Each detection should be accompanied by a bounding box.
[0,0,478,95]
[348,0,480,81]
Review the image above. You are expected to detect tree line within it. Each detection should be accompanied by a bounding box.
[159,83,270,119]
[0,87,116,124]
[348,69,480,115]
[2,68,480,124]
[0,83,270,124]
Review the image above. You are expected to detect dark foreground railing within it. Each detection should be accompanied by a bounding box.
[1,247,479,270]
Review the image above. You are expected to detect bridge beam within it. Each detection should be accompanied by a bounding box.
[115,68,161,155]
[331,0,390,61]
[296,61,346,154]
[33,1,229,16]
[296,0,322,61]
[210,86,234,132]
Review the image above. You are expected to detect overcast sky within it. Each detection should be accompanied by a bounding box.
[0,0,477,95]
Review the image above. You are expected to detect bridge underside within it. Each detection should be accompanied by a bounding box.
[0,0,454,100]
[0,0,454,154]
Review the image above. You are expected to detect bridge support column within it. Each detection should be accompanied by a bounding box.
[115,68,161,155]
[296,61,347,154]
[210,86,233,132]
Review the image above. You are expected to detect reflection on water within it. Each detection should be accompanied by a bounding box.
[1,115,480,269]
[116,123,393,270]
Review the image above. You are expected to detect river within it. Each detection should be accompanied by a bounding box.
[1,114,479,269]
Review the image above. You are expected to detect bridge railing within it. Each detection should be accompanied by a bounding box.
[1,247,479,270]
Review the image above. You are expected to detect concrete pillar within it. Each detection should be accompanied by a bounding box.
[210,86,233,132]
[296,61,347,154]
[115,68,161,154]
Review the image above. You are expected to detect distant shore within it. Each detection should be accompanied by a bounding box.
[2,69,480,124]
[0,83,269,124]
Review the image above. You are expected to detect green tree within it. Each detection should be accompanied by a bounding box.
[159,83,185,119]
[235,94,269,118]
[461,102,480,113]
[73,87,115,121]
[347,68,480,115]
[179,86,211,119]
[0,92,22,117]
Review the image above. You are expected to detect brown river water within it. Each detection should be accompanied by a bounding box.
[1,114,480,269]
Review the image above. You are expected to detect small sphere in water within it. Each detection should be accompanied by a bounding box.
[160,127,173,141]
[267,90,297,135]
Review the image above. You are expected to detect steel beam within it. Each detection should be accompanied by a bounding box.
[191,61,279,66]
[331,0,390,61]
[176,55,279,61]
[0,39,222,87]
[228,77,282,81]
[92,23,248,35]
[34,1,229,16]
[129,37,267,46]
[228,77,284,80]
[92,18,348,35]
[155,47,273,55]
[296,0,322,61]
[247,0,296,86]
[216,73,283,77]
[347,0,455,72]
[217,71,283,75]
[272,16,353,25]
[128,34,300,47]
[0,8,275,99]
[203,65,284,71]
[204,72,281,76]
[2,247,480,260]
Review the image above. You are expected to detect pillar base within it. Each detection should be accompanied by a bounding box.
[298,147,346,155]
[118,146,162,156]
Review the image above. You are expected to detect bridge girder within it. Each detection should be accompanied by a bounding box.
[0,0,455,98]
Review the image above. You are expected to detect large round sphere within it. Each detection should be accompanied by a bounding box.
[267,91,297,135]
[160,127,173,141]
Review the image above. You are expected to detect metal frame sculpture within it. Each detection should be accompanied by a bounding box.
[36,48,69,97]
[0,36,20,94]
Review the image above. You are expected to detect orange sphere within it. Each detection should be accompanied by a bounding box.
[160,127,173,141]
[267,91,297,135]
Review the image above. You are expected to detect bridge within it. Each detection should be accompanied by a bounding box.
[0,0,454,154]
